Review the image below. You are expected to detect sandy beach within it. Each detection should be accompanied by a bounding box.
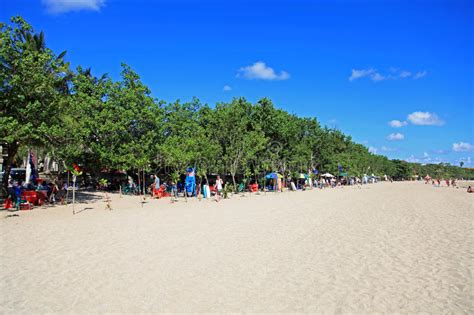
[0,182,472,313]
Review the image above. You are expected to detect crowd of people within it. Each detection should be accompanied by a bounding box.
[425,177,458,188]
[6,177,69,209]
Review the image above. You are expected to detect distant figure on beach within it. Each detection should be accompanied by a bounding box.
[153,174,160,189]
[215,175,223,202]
[451,178,456,187]
[445,179,450,187]
[467,186,473,193]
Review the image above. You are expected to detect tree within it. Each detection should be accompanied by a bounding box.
[211,98,267,190]
[391,160,411,180]
[0,17,70,193]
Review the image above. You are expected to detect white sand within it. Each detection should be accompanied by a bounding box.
[1,182,473,313]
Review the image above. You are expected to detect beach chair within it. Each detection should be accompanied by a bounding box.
[16,196,32,210]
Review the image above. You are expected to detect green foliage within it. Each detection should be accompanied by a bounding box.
[98,178,108,189]
[0,16,71,192]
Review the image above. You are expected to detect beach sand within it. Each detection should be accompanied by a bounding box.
[1,182,472,313]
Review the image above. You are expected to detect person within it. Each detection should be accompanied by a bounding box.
[151,174,160,197]
[215,175,223,202]
[451,178,457,188]
[445,179,450,187]
[196,181,201,200]
[467,186,472,193]
[153,174,160,189]
[170,180,178,201]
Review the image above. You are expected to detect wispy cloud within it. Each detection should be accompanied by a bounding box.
[405,152,441,164]
[349,67,427,82]
[452,142,473,152]
[349,68,376,81]
[405,155,420,163]
[388,120,408,128]
[431,149,449,155]
[381,146,397,152]
[399,71,412,78]
[42,0,105,14]
[368,146,378,154]
[223,85,232,92]
[387,133,404,141]
[407,111,444,126]
[237,61,289,81]
[413,71,427,79]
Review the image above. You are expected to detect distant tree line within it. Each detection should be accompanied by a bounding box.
[1,17,473,194]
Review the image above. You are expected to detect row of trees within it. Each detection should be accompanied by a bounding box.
[1,17,473,194]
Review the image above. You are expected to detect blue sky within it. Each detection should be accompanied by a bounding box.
[2,0,473,166]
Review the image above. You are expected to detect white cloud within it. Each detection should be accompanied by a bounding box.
[399,71,412,78]
[237,61,289,81]
[43,0,105,13]
[371,72,386,82]
[381,146,397,152]
[452,142,473,152]
[387,133,404,141]
[368,146,378,154]
[388,120,408,128]
[407,111,444,126]
[349,68,376,81]
[223,85,232,92]
[350,68,426,82]
[432,149,448,155]
[413,71,427,79]
[42,0,105,13]
[405,155,419,163]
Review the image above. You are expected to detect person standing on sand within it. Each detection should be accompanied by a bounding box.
[154,174,160,189]
[215,175,223,202]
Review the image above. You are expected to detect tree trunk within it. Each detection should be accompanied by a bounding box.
[232,173,236,192]
[137,168,141,195]
[2,142,19,197]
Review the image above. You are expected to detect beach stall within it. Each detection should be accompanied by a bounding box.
[185,167,196,196]
[296,173,310,189]
[264,172,283,191]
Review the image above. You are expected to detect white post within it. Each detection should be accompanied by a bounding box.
[66,170,70,205]
[72,175,76,215]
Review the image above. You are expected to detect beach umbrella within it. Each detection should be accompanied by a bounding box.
[265,173,278,179]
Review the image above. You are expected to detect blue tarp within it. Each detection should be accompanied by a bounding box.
[185,167,196,196]
[265,173,278,179]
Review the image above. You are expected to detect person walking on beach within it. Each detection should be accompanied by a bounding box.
[215,175,223,202]
[154,174,160,189]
